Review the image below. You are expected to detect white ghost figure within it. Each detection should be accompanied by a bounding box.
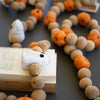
[0,0,8,7]
[23,49,50,70]
[9,19,25,42]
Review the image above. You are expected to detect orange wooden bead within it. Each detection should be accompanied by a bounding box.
[77,12,91,26]
[63,0,75,12]
[44,13,56,26]
[17,97,34,100]
[30,9,43,21]
[16,0,27,4]
[87,32,100,48]
[28,42,38,48]
[74,55,90,69]
[52,30,66,46]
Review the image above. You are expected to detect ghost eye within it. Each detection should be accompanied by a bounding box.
[40,54,44,58]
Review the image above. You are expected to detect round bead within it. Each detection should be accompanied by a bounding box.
[48,22,59,31]
[61,24,70,29]
[5,0,14,5]
[36,2,45,11]
[81,0,90,5]
[70,49,83,60]
[92,25,100,32]
[56,2,65,12]
[28,0,36,6]
[89,29,99,34]
[64,44,76,55]
[29,63,41,76]
[51,28,60,35]
[50,6,60,16]
[78,68,91,79]
[31,76,45,89]
[79,78,92,89]
[36,0,47,6]
[22,21,28,32]
[76,36,87,49]
[11,43,22,48]
[47,11,57,17]
[62,19,72,27]
[6,95,17,100]
[75,0,83,10]
[69,15,78,26]
[32,46,43,52]
[27,16,37,24]
[31,90,46,100]
[0,92,7,100]
[85,85,100,99]
[89,19,98,28]
[19,2,26,11]
[10,1,19,11]
[85,40,95,51]
[66,33,78,45]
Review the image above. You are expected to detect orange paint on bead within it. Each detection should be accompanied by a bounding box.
[17,97,34,100]
[28,42,38,48]
[16,0,27,4]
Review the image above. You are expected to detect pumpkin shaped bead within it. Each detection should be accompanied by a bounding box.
[62,19,72,27]
[91,25,100,32]
[48,22,59,31]
[70,49,83,60]
[0,92,7,100]
[19,2,26,11]
[5,0,14,5]
[56,2,65,12]
[51,28,60,35]
[87,32,100,48]
[29,64,41,76]
[61,24,70,29]
[27,16,37,24]
[11,43,22,48]
[74,55,90,69]
[85,85,100,99]
[6,95,17,100]
[89,29,99,34]
[66,33,77,45]
[47,11,57,17]
[75,0,83,10]
[52,30,66,46]
[69,15,78,26]
[77,12,91,26]
[89,19,98,28]
[36,0,47,6]
[64,44,76,55]
[78,68,91,79]
[30,9,43,21]
[32,46,43,52]
[44,13,56,26]
[11,1,20,11]
[63,0,75,12]
[17,97,34,100]
[16,0,27,4]
[28,42,38,48]
[85,40,95,51]
[22,21,28,32]
[31,90,46,100]
[31,76,45,89]
[36,2,45,11]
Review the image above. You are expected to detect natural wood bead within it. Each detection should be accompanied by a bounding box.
[48,22,59,31]
[66,33,78,45]
[89,19,98,28]
[22,21,28,32]
[85,40,95,51]
[85,85,100,99]
[6,95,17,100]
[76,36,87,49]
[61,24,70,29]
[50,6,60,16]
[19,2,26,11]
[10,1,19,11]
[27,16,37,24]
[70,49,83,60]
[5,0,14,5]
[31,76,45,89]
[89,29,99,34]
[31,90,46,100]
[81,0,90,5]
[36,2,45,11]
[89,0,97,5]
[75,0,83,10]
[47,11,57,17]
[32,46,43,52]
[78,68,91,79]
[11,34,22,43]
[91,25,100,32]
[79,78,92,89]
[69,15,78,26]
[0,92,7,100]
[11,43,22,48]
[64,45,76,55]
[51,28,60,35]
[36,0,47,6]
[28,0,36,6]
[56,2,65,12]
[62,19,72,27]
[29,63,41,76]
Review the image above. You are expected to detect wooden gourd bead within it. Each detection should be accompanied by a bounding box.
[76,36,87,49]
[56,2,65,12]
[66,33,78,45]
[27,16,37,24]
[85,85,100,99]
[79,78,92,89]
[85,40,95,51]
[6,95,17,100]
[48,22,59,31]
[29,63,41,76]
[0,92,7,100]
[70,49,83,60]
[89,19,98,28]
[75,0,83,10]
[36,0,47,6]
[89,29,99,34]
[64,44,76,55]
[61,24,70,29]
[91,25,100,32]
[36,2,45,11]
[47,11,57,17]
[31,89,46,100]
[11,43,22,48]
[78,68,91,79]
[31,76,45,89]
[22,21,28,32]
[62,19,72,28]
[5,0,14,5]
[32,46,43,52]
[19,2,26,11]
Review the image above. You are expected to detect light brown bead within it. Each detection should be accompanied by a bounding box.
[19,2,26,11]
[81,0,90,5]
[62,19,72,27]
[76,36,87,49]
[89,29,99,34]
[36,0,47,6]
[89,19,98,28]
[0,92,7,100]
[66,33,78,45]
[48,22,59,31]
[85,85,100,99]
[85,40,95,51]
[47,11,57,17]
[51,28,60,35]
[61,24,70,29]
[79,78,92,89]
[10,1,19,11]
[36,2,45,11]
[31,90,46,100]
[31,76,45,89]
[70,49,83,60]
[6,95,17,100]
[56,2,65,12]
[64,44,76,55]
[22,21,28,32]
[75,0,83,10]
[5,0,14,5]
[32,46,43,52]
[11,43,22,48]
[27,16,37,24]
[91,25,100,32]
[78,68,91,79]
[29,63,41,76]
[11,34,22,43]
[69,15,78,26]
